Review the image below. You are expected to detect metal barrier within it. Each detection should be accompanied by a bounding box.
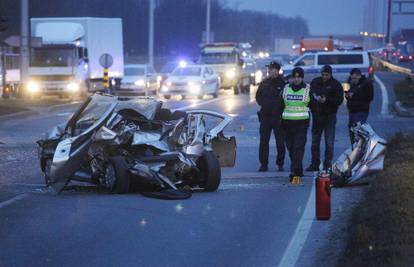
[370,55,414,77]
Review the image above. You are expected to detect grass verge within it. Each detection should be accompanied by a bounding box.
[338,133,414,267]
[394,78,414,108]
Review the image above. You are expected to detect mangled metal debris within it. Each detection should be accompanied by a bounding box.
[332,123,387,187]
[37,93,236,199]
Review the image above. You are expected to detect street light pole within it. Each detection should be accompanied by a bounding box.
[148,0,154,68]
[386,0,392,44]
[20,0,29,95]
[206,0,211,44]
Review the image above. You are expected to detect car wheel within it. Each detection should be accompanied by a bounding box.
[196,151,221,192]
[164,95,171,100]
[103,157,130,194]
[212,92,218,98]
[233,86,240,95]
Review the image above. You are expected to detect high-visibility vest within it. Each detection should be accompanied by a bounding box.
[282,84,310,120]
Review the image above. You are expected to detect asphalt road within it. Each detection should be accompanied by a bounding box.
[0,72,413,267]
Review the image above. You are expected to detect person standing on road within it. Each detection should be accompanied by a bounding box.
[255,61,286,172]
[306,65,344,172]
[345,68,374,144]
[280,67,310,180]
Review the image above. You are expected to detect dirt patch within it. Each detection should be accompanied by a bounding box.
[394,78,414,108]
[338,133,414,267]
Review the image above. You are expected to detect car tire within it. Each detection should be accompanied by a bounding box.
[105,157,130,194]
[164,95,171,100]
[196,151,221,192]
[233,86,239,95]
[212,92,218,98]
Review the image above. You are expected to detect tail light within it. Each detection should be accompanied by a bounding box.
[368,66,374,76]
[400,55,404,59]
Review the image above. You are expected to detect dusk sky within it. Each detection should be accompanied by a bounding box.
[222,0,385,36]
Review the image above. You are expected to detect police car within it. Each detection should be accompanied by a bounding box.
[282,51,373,83]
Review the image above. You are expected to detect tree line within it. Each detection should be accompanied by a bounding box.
[0,0,309,57]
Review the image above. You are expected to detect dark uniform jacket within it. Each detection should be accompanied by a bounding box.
[310,77,344,116]
[255,76,286,117]
[346,75,374,114]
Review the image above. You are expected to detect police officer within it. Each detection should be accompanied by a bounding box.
[280,67,310,180]
[346,68,374,144]
[255,61,286,172]
[307,65,344,172]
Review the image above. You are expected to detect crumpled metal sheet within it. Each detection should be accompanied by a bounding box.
[115,97,162,120]
[132,131,170,151]
[332,123,387,186]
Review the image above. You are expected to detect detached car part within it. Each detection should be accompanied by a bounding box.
[331,123,387,187]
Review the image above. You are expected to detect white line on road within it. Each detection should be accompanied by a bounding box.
[277,180,315,267]
[374,75,389,116]
[0,193,28,209]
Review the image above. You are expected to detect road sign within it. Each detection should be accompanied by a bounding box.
[99,53,113,68]
[4,35,42,47]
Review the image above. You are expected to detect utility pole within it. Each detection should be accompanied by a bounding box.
[148,0,154,67]
[386,0,392,44]
[20,0,29,94]
[206,0,211,44]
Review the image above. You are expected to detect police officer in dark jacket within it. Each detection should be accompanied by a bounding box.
[256,61,286,172]
[345,68,374,144]
[307,65,344,171]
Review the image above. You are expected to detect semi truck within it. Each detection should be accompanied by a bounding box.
[27,17,124,97]
[198,42,251,94]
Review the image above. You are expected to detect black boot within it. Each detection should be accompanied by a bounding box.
[258,165,268,172]
[306,164,319,172]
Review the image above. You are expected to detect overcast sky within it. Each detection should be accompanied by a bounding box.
[222,0,385,36]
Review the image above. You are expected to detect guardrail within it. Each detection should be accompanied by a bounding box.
[370,55,414,77]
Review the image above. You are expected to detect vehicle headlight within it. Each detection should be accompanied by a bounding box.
[188,82,201,93]
[157,75,162,82]
[134,79,145,86]
[279,69,284,75]
[161,86,169,92]
[27,81,40,93]
[67,82,80,92]
[167,81,172,87]
[226,69,236,79]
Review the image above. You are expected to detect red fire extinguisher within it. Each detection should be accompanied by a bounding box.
[315,171,331,220]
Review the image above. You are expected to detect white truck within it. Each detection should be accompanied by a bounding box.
[28,17,124,97]
[198,43,251,95]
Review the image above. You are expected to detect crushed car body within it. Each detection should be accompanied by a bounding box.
[332,123,387,187]
[37,93,236,198]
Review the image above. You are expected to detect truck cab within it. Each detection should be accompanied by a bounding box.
[27,17,124,98]
[198,43,251,94]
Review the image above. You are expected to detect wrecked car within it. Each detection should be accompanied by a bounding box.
[331,123,387,187]
[37,93,236,197]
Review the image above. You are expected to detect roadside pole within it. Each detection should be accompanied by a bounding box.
[206,0,211,44]
[1,46,9,98]
[148,0,154,68]
[20,0,29,97]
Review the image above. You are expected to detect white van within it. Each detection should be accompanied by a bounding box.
[282,51,373,83]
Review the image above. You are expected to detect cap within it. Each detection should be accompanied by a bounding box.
[292,67,304,78]
[266,61,281,70]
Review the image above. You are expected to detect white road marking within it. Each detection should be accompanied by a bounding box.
[374,75,389,115]
[277,180,316,267]
[0,193,28,209]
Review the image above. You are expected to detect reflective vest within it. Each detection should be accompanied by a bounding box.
[282,84,310,120]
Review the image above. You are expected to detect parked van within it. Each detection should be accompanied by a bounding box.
[282,51,373,83]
